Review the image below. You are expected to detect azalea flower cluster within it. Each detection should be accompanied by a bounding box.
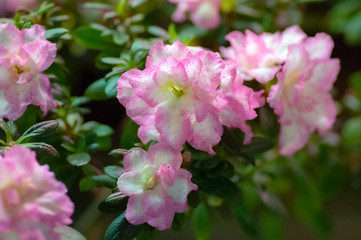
[116,40,264,228]
[0,146,74,240]
[0,23,57,121]
[221,26,340,155]
[116,26,339,229]
[0,23,74,239]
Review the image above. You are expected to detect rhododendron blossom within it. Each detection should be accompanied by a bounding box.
[219,60,265,143]
[170,0,222,29]
[0,23,56,121]
[0,146,74,240]
[221,26,307,84]
[267,33,340,156]
[117,143,197,230]
[118,40,228,153]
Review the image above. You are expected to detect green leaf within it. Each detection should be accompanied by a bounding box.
[67,152,91,166]
[116,0,127,16]
[130,39,152,52]
[109,148,128,157]
[113,31,130,45]
[54,226,86,240]
[298,0,324,2]
[36,3,55,15]
[104,165,124,179]
[242,137,274,155]
[349,70,361,98]
[168,23,178,41]
[95,50,119,70]
[70,96,90,107]
[191,203,211,240]
[328,0,361,33]
[120,119,140,149]
[17,120,58,143]
[259,210,284,240]
[44,28,69,42]
[345,11,361,45]
[101,57,127,65]
[79,177,97,191]
[83,2,112,10]
[105,212,142,240]
[342,94,361,112]
[172,213,186,231]
[235,204,259,238]
[73,26,110,50]
[192,175,239,198]
[98,192,128,213]
[82,121,114,137]
[91,175,117,189]
[22,142,59,157]
[105,75,121,98]
[148,26,169,38]
[341,117,361,152]
[85,79,108,100]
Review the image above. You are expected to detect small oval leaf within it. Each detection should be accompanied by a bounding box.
[67,153,91,166]
[105,212,142,240]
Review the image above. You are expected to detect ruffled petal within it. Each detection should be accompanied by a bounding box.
[123,148,149,172]
[155,101,191,152]
[125,195,150,225]
[141,184,172,218]
[148,142,182,170]
[165,168,198,212]
[188,113,223,154]
[118,172,144,195]
[146,40,192,67]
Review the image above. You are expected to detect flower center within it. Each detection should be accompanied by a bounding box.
[13,65,24,75]
[145,176,156,190]
[171,85,184,97]
[163,82,186,98]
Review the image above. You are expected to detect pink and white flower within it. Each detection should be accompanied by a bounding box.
[0,23,57,121]
[0,146,74,240]
[117,40,228,153]
[267,33,340,156]
[170,0,222,30]
[221,26,307,84]
[219,60,265,143]
[117,143,197,230]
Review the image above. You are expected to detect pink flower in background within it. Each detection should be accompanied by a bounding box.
[267,33,340,156]
[0,23,57,121]
[118,41,227,153]
[219,60,265,144]
[221,26,307,84]
[117,143,197,230]
[0,146,74,240]
[170,0,222,29]
[0,0,37,17]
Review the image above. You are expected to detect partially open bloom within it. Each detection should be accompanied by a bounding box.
[0,23,57,121]
[118,40,227,153]
[267,33,340,155]
[0,146,74,240]
[221,26,307,84]
[117,143,197,230]
[219,60,265,143]
[170,0,222,30]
